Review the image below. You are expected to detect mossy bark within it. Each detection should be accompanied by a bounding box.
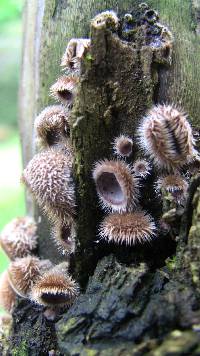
[8,0,200,355]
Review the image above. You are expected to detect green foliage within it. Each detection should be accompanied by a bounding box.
[0,133,25,274]
[0,0,23,27]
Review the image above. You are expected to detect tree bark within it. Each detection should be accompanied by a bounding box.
[7,0,200,355]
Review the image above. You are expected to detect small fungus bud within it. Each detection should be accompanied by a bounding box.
[112,135,133,157]
[91,11,119,30]
[0,217,37,260]
[34,105,69,148]
[7,256,42,297]
[50,76,78,106]
[30,263,79,307]
[61,38,91,69]
[92,159,139,212]
[22,149,75,223]
[132,159,151,178]
[0,271,16,313]
[138,104,197,171]
[156,175,188,204]
[52,219,76,255]
[99,211,156,245]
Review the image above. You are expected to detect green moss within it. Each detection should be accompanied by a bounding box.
[151,330,199,356]
[11,341,28,356]
[60,317,86,335]
[165,256,177,271]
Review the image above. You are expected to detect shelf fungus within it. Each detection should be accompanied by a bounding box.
[30,263,79,307]
[52,219,76,255]
[156,175,189,204]
[61,38,91,70]
[99,211,156,245]
[132,159,151,178]
[0,217,38,260]
[138,104,197,171]
[112,135,133,158]
[0,271,16,313]
[92,159,139,212]
[22,149,75,223]
[34,105,69,148]
[50,75,78,106]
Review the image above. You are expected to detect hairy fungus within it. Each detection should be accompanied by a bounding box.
[22,149,75,223]
[61,38,91,69]
[99,211,156,245]
[50,76,78,106]
[52,219,76,255]
[0,271,16,313]
[112,135,133,157]
[34,105,69,148]
[92,159,139,212]
[30,263,79,307]
[156,175,188,204]
[132,159,151,178]
[0,217,37,260]
[7,256,42,297]
[138,104,197,171]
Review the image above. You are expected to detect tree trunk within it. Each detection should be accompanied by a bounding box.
[7,0,200,355]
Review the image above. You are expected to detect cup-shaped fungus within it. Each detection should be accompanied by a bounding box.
[138,104,197,171]
[132,159,151,178]
[50,75,78,106]
[61,38,91,69]
[0,217,37,260]
[34,105,69,148]
[92,159,139,212]
[22,149,75,223]
[30,263,79,307]
[0,271,16,313]
[156,175,188,204]
[52,218,76,255]
[99,211,156,245]
[112,135,133,158]
[7,256,44,297]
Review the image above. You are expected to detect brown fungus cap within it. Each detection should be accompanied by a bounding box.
[7,256,43,297]
[0,217,37,260]
[138,104,198,171]
[93,159,139,212]
[34,105,69,148]
[61,38,91,69]
[30,262,79,307]
[99,211,156,246]
[112,135,133,158]
[0,271,16,313]
[50,75,78,106]
[22,149,75,223]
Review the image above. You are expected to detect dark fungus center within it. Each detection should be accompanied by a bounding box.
[58,90,73,102]
[97,172,124,205]
[120,142,132,156]
[41,292,69,304]
[61,225,71,242]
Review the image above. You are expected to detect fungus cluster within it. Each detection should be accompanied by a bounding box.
[0,7,198,332]
[0,34,88,317]
[92,104,197,246]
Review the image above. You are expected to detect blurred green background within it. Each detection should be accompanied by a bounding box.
[0,0,25,275]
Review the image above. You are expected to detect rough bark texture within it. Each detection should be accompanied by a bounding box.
[5,0,200,355]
